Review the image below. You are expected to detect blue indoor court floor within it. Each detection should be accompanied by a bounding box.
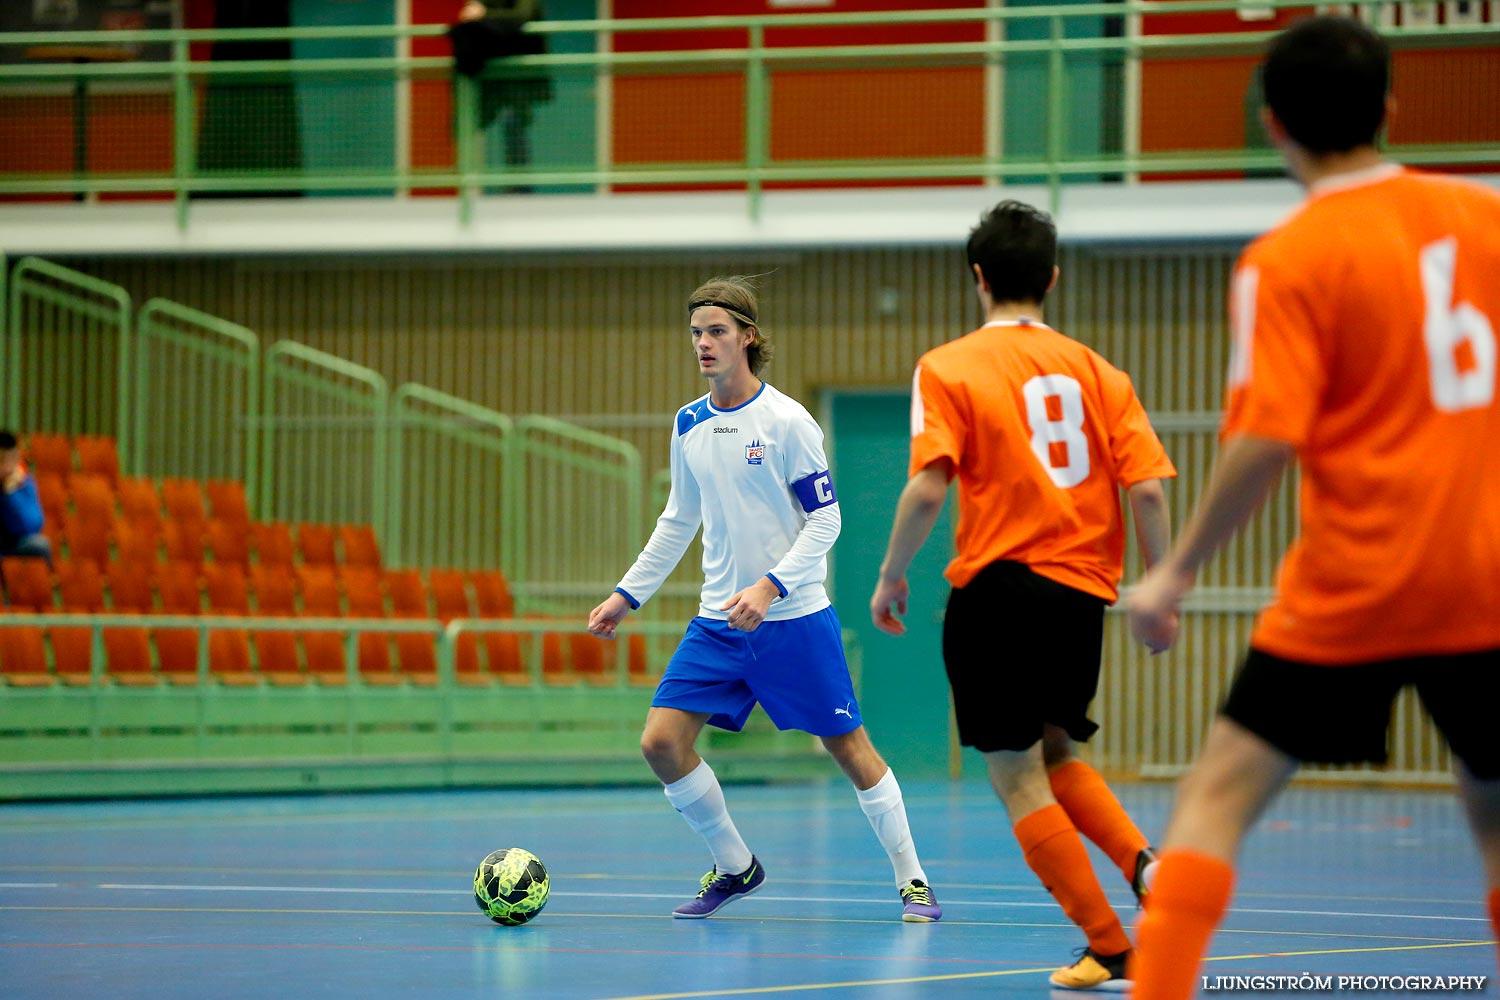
[1,778,1495,999]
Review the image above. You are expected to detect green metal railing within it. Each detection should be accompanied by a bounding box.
[4,258,133,450]
[133,298,260,497]
[262,340,391,544]
[0,1,1494,224]
[390,383,515,574]
[4,256,649,598]
[509,415,645,612]
[0,612,831,798]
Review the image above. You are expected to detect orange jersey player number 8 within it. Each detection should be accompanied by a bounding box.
[1022,374,1090,489]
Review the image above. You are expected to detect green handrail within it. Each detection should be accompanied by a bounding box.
[0,2,1491,219]
[6,258,133,460]
[390,383,515,572]
[136,298,261,506]
[263,340,390,544]
[511,415,644,612]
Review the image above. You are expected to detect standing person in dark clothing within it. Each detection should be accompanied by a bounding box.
[451,0,551,185]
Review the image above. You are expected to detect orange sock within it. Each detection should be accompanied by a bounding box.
[1132,848,1234,1000]
[1049,760,1151,884]
[1489,887,1500,970]
[1014,804,1132,956]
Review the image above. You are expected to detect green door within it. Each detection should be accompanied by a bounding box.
[826,390,957,780]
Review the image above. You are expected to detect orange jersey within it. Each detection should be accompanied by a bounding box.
[910,319,1176,601]
[1224,166,1500,664]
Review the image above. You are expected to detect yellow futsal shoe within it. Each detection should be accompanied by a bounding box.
[1049,947,1133,992]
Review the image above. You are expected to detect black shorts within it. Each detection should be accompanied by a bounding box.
[1222,646,1500,779]
[942,560,1107,753]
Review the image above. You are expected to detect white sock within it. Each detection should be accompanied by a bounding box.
[662,759,754,876]
[855,767,927,887]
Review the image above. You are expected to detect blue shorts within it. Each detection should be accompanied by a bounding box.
[652,607,862,737]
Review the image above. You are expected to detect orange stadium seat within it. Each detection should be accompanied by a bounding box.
[468,570,522,682]
[161,478,207,528]
[50,624,95,686]
[204,563,249,614]
[484,630,526,683]
[469,570,515,617]
[154,561,202,685]
[26,433,73,480]
[239,564,300,684]
[628,633,651,685]
[297,566,347,684]
[115,518,161,564]
[540,626,567,684]
[206,518,249,568]
[35,473,67,528]
[341,567,394,682]
[51,560,101,687]
[428,569,480,679]
[68,474,115,526]
[101,560,156,685]
[163,520,206,567]
[248,564,293,614]
[250,521,295,567]
[385,569,435,681]
[200,562,258,684]
[102,624,155,685]
[106,560,154,613]
[204,480,250,527]
[0,621,53,686]
[297,523,337,566]
[385,570,428,617]
[157,561,201,613]
[74,436,120,487]
[117,477,163,528]
[56,559,105,612]
[61,512,112,567]
[1,557,54,611]
[570,631,610,685]
[339,525,382,568]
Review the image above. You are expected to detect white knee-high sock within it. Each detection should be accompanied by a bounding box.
[662,759,754,876]
[856,767,928,887]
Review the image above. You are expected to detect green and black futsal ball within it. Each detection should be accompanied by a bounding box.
[473,848,550,925]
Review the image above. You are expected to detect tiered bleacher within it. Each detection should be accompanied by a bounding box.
[1,433,647,689]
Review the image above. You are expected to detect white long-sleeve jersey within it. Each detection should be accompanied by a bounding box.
[615,382,840,622]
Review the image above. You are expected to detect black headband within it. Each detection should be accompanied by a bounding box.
[688,299,757,326]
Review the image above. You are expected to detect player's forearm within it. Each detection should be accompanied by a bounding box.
[1159,434,1293,579]
[765,503,840,595]
[878,473,947,582]
[616,515,699,607]
[1126,479,1171,570]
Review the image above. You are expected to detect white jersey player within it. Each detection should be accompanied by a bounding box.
[587,275,941,922]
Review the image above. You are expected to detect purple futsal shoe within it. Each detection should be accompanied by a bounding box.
[900,879,942,922]
[672,856,766,918]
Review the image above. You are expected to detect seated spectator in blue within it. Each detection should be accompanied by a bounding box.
[0,430,52,565]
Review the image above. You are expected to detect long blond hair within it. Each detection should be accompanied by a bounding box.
[687,275,772,376]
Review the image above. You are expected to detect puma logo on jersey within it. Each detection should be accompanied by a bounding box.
[833,702,853,718]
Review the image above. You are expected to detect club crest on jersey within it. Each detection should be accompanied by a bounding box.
[745,440,765,465]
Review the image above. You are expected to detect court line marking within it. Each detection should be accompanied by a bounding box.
[2,864,1483,908]
[0,904,1487,944]
[597,941,1500,1000]
[81,883,1494,923]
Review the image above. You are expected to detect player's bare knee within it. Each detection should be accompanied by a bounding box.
[640,729,682,767]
